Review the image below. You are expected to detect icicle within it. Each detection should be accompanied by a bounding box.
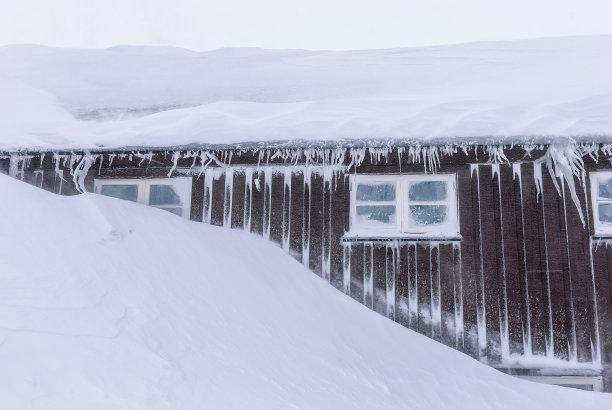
[70,153,96,193]
[223,167,234,227]
[282,167,292,252]
[33,169,44,188]
[168,151,180,177]
[8,154,22,179]
[342,242,351,294]
[386,241,398,320]
[203,169,214,224]
[536,143,585,226]
[321,166,333,281]
[486,145,510,165]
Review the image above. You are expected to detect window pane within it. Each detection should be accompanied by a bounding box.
[356,205,396,225]
[101,184,138,202]
[599,203,612,224]
[157,207,183,216]
[409,205,447,225]
[150,185,182,206]
[598,179,612,199]
[356,183,395,202]
[409,181,447,201]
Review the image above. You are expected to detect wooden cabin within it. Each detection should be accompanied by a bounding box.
[2,141,612,392]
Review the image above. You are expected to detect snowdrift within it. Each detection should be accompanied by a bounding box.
[1,35,612,150]
[0,174,610,409]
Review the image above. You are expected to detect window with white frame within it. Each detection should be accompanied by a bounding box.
[94,177,192,218]
[350,174,458,236]
[590,172,612,235]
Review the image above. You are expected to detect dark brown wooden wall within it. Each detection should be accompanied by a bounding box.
[2,147,611,390]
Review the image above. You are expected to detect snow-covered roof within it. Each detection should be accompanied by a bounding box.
[1,35,612,151]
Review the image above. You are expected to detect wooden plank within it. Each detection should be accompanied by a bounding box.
[250,170,265,235]
[457,165,479,358]
[210,170,225,226]
[190,174,204,222]
[563,175,595,362]
[430,244,442,341]
[439,243,456,347]
[329,173,348,290]
[478,165,502,362]
[591,244,612,370]
[499,164,524,356]
[308,170,324,275]
[269,170,284,245]
[289,169,304,258]
[542,168,571,360]
[417,243,432,336]
[395,243,411,327]
[350,242,365,303]
[407,242,418,329]
[372,244,388,316]
[230,169,245,229]
[521,162,549,357]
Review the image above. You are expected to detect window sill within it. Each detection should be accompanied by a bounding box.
[341,233,462,243]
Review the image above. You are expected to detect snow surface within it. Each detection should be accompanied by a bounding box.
[0,173,611,409]
[1,35,612,151]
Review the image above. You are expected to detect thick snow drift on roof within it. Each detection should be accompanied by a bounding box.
[1,35,612,150]
[1,174,611,409]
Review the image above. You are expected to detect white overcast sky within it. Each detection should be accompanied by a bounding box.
[0,0,611,50]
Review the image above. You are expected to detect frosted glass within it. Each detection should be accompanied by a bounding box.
[356,205,396,225]
[409,205,447,225]
[409,181,447,201]
[150,185,182,205]
[598,179,612,199]
[598,203,612,224]
[101,185,138,202]
[356,183,395,202]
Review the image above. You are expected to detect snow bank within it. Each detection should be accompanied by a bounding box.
[1,35,612,150]
[0,174,610,409]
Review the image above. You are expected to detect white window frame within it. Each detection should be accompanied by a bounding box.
[94,177,192,219]
[516,375,603,392]
[590,171,612,235]
[349,174,458,236]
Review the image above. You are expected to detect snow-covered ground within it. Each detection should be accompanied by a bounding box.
[0,173,611,409]
[1,35,612,150]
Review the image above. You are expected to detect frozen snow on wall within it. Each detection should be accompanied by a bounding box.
[1,35,612,151]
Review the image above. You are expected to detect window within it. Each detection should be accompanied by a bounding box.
[350,174,458,236]
[590,172,612,235]
[94,177,192,219]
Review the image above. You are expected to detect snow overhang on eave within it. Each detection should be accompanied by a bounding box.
[3,134,612,156]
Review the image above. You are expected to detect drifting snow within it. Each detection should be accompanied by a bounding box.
[0,174,610,409]
[1,35,612,150]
